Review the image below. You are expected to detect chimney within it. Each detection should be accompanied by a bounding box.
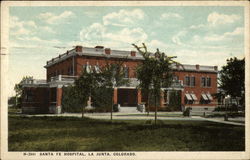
[131,51,136,57]
[66,50,69,55]
[214,66,218,71]
[95,46,104,49]
[195,64,200,70]
[105,48,111,55]
[75,45,83,52]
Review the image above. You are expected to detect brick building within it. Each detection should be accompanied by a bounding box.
[21,45,218,114]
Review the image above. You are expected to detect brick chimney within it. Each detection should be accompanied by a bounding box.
[95,46,104,49]
[131,51,136,57]
[105,48,111,55]
[214,66,218,71]
[195,64,200,70]
[75,45,83,52]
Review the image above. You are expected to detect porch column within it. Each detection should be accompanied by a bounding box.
[137,89,142,104]
[160,90,165,107]
[56,85,62,114]
[113,87,118,104]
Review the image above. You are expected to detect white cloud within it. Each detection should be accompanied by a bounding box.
[224,27,243,36]
[38,11,75,24]
[147,40,168,51]
[79,22,148,48]
[172,31,187,46]
[105,28,148,44]
[103,9,144,26]
[207,12,240,26]
[189,24,206,29]
[40,26,55,33]
[160,13,183,20]
[10,16,37,35]
[204,27,244,42]
[80,23,105,41]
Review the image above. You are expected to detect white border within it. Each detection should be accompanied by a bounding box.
[1,1,249,160]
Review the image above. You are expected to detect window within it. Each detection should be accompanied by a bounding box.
[184,76,190,86]
[124,67,129,78]
[201,77,211,87]
[25,90,34,102]
[207,77,211,87]
[190,76,195,86]
[201,77,206,87]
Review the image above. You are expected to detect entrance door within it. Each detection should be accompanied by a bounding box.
[117,89,138,106]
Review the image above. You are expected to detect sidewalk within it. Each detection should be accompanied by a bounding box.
[22,112,245,126]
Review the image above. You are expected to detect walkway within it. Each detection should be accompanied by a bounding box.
[23,112,245,126]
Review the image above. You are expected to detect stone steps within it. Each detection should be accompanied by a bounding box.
[119,107,139,113]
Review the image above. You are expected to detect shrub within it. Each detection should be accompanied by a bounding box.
[61,86,83,113]
[183,107,191,117]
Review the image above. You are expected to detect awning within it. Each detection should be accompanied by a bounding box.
[206,93,213,100]
[190,93,198,101]
[201,94,208,100]
[185,93,193,101]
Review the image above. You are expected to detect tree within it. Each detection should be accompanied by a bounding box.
[74,69,102,118]
[100,61,130,120]
[219,57,245,107]
[14,76,33,107]
[133,43,180,124]
[74,60,129,119]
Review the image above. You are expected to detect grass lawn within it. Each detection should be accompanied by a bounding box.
[8,115,245,151]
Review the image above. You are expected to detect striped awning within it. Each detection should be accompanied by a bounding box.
[201,93,208,100]
[190,93,197,101]
[185,94,193,101]
[206,93,213,100]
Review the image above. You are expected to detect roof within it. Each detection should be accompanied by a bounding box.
[44,45,218,73]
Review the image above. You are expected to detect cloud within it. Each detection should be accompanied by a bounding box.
[103,9,144,26]
[105,28,148,44]
[79,22,148,48]
[10,16,37,35]
[189,24,206,29]
[160,13,183,20]
[40,26,56,33]
[207,12,240,26]
[172,30,187,46]
[80,23,105,42]
[224,27,243,36]
[148,40,168,51]
[204,27,244,42]
[38,11,75,24]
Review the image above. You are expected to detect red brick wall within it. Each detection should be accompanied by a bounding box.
[174,71,217,106]
[22,87,50,113]
[75,55,140,78]
[46,57,74,81]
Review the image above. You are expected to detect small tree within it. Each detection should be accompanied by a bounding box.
[100,61,129,120]
[133,43,180,124]
[74,69,101,118]
[14,76,33,107]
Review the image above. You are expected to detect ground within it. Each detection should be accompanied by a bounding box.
[8,115,244,151]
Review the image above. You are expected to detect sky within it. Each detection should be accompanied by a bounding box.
[8,6,245,97]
